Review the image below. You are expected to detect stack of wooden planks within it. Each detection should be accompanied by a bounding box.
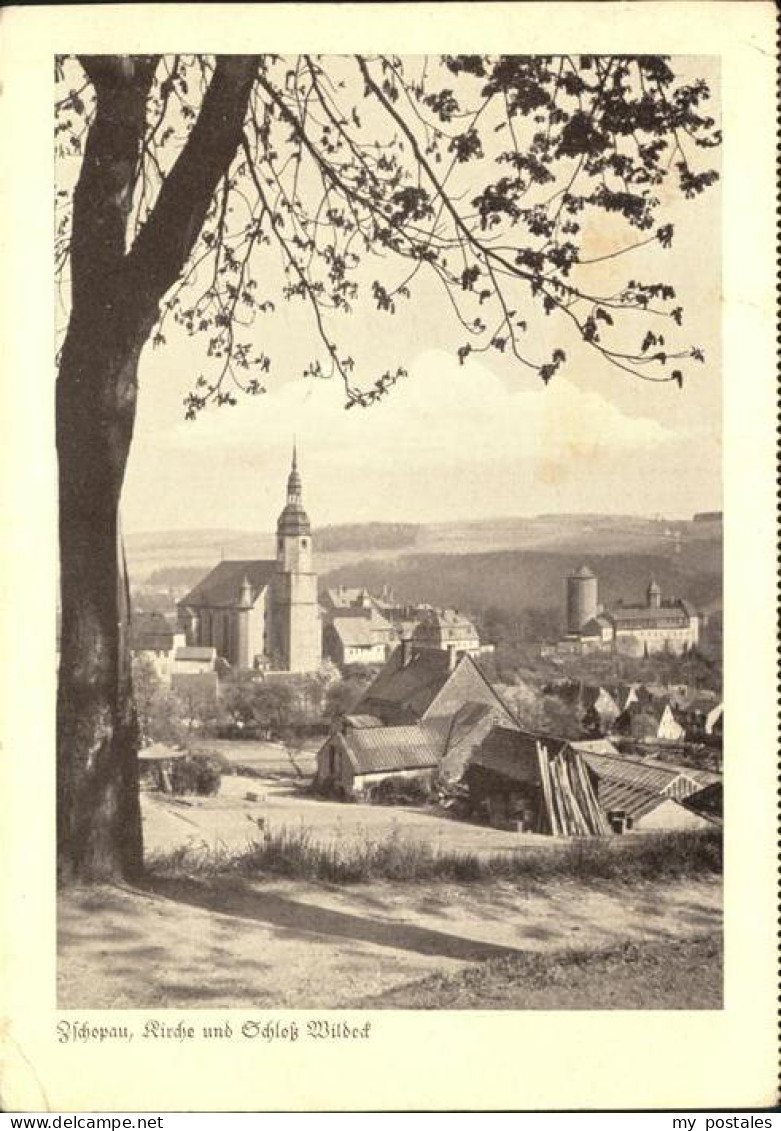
[536,740,610,836]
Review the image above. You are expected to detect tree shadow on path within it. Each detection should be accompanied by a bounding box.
[143,876,524,963]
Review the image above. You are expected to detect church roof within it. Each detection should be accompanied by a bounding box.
[277,502,311,536]
[277,444,311,535]
[570,564,596,579]
[179,559,276,609]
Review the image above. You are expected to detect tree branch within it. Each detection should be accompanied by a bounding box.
[125,55,259,311]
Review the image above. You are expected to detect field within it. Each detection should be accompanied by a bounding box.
[58,742,722,1010]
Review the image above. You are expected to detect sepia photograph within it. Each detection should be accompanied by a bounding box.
[0,0,776,1114]
[54,48,727,1012]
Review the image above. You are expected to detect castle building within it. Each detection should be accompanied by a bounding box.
[177,448,321,673]
[563,567,700,657]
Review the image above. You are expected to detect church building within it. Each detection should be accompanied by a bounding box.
[177,448,321,673]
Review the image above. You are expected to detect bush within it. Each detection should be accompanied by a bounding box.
[169,754,222,797]
[366,774,433,806]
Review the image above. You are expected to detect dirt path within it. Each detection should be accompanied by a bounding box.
[58,874,721,1010]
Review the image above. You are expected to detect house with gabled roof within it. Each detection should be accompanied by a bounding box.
[324,607,395,668]
[356,645,515,728]
[315,644,518,798]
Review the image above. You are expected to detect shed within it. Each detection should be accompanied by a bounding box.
[314,724,443,799]
[465,728,609,836]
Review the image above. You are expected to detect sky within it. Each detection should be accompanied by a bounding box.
[73,55,722,533]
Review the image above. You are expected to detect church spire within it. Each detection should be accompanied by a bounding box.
[277,444,310,538]
[286,441,302,505]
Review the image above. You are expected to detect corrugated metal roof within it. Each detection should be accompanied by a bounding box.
[342,726,442,774]
[180,560,275,609]
[597,779,668,821]
[581,751,700,799]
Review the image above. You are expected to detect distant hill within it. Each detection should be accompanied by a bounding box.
[322,547,722,625]
[127,514,722,612]
[316,522,419,553]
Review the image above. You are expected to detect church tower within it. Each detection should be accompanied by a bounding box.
[272,446,321,671]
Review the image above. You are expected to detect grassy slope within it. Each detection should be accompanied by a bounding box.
[148,827,722,886]
[366,935,723,1010]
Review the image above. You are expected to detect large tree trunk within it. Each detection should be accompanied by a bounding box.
[56,55,258,883]
[56,312,150,883]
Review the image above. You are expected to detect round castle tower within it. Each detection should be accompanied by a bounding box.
[566,564,599,634]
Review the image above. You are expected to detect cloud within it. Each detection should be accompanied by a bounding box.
[163,348,672,471]
[123,347,706,529]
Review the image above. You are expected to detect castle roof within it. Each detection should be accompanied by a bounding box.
[179,559,276,609]
[605,604,691,629]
